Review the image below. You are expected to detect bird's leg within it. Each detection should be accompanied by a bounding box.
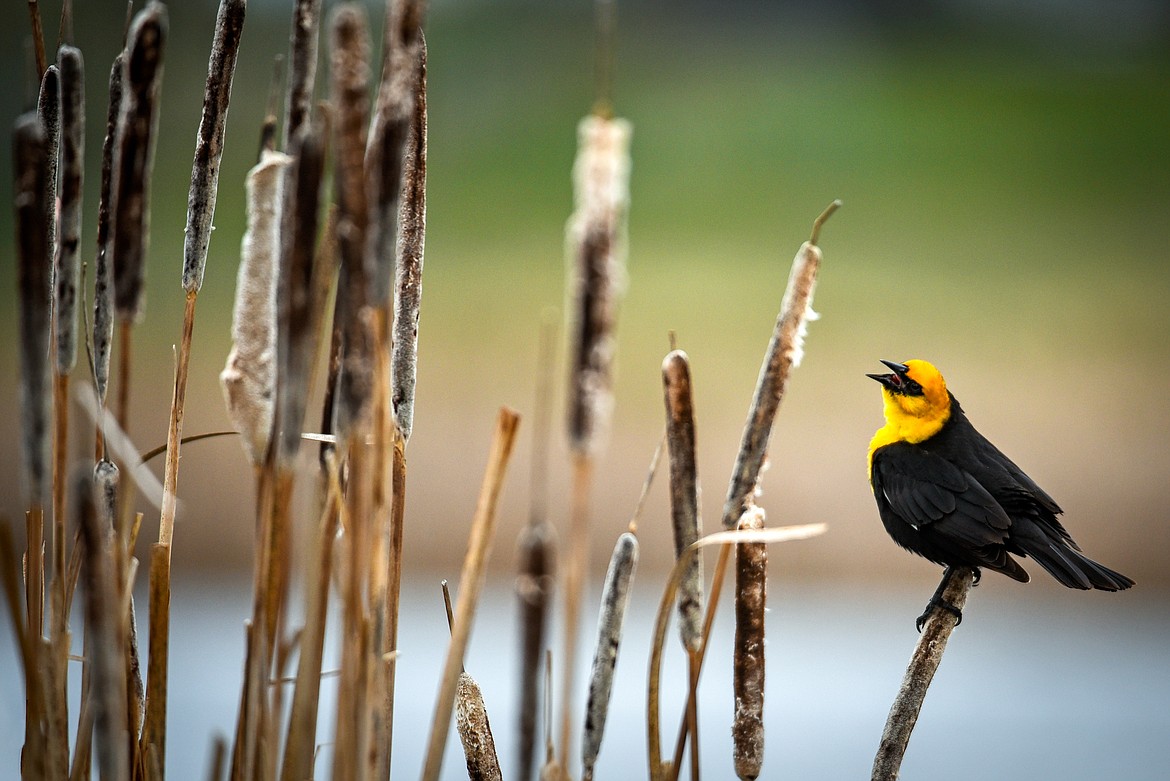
[916,566,964,632]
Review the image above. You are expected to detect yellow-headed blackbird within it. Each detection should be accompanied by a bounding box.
[867,359,1133,603]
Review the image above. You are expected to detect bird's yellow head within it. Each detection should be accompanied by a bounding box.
[867,359,951,443]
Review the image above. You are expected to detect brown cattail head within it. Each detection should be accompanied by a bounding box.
[565,114,631,456]
[92,50,124,403]
[581,530,638,777]
[55,45,84,374]
[662,348,704,653]
[282,0,323,150]
[455,671,503,781]
[732,505,767,780]
[515,517,555,781]
[274,124,327,468]
[14,113,52,509]
[220,150,291,465]
[111,2,167,323]
[182,0,247,295]
[36,64,60,279]
[329,3,374,438]
[389,37,426,443]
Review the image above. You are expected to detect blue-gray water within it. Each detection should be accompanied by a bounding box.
[2,575,1165,779]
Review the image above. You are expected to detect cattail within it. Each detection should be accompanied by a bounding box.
[389,36,427,443]
[364,0,424,309]
[55,45,84,374]
[565,114,631,456]
[37,65,60,277]
[274,125,326,468]
[732,505,767,780]
[14,113,52,509]
[662,349,704,652]
[111,2,167,323]
[76,468,130,781]
[516,518,554,780]
[282,0,322,150]
[720,201,839,529]
[329,3,374,438]
[581,531,638,780]
[220,150,290,464]
[92,50,123,404]
[182,0,247,295]
[456,672,504,781]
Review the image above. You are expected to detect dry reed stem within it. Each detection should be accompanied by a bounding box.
[71,382,165,511]
[222,150,291,464]
[581,531,639,781]
[27,0,47,76]
[158,291,196,551]
[456,672,504,781]
[662,349,704,653]
[558,452,591,769]
[111,2,167,323]
[646,524,827,781]
[872,567,975,781]
[420,407,521,781]
[732,506,767,780]
[1,523,47,781]
[77,469,131,781]
[281,462,343,781]
[389,37,427,442]
[92,51,123,409]
[140,542,171,777]
[183,0,247,295]
[274,125,327,468]
[283,0,322,150]
[720,200,839,530]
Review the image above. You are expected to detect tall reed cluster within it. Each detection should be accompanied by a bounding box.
[11,3,1009,781]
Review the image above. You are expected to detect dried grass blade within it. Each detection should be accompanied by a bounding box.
[420,407,521,781]
[183,0,247,295]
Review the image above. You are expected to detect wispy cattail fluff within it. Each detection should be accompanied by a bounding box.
[92,51,123,403]
[111,2,167,323]
[14,114,52,508]
[662,349,704,653]
[732,505,767,781]
[221,151,291,464]
[566,115,631,455]
[581,531,638,780]
[55,46,84,374]
[182,0,247,295]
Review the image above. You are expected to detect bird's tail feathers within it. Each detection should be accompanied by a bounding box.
[1028,542,1134,592]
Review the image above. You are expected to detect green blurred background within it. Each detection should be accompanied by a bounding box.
[0,0,1168,776]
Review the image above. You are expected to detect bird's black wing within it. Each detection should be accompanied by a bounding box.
[871,442,1028,580]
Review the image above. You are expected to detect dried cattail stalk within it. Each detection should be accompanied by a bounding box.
[37,64,60,273]
[14,112,52,510]
[516,518,554,781]
[872,567,975,781]
[456,671,504,781]
[389,36,427,442]
[274,125,326,468]
[581,531,638,781]
[662,349,704,652]
[329,3,374,438]
[721,200,839,529]
[221,150,290,464]
[420,408,521,781]
[282,0,322,149]
[182,0,247,295]
[92,50,123,405]
[565,114,631,456]
[111,2,167,323]
[55,45,84,374]
[732,505,767,780]
[76,468,130,781]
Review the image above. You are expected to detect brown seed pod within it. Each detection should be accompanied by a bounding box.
[732,505,767,780]
[455,671,503,781]
[92,50,123,404]
[55,46,84,374]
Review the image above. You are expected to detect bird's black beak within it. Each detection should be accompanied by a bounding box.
[867,359,910,392]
